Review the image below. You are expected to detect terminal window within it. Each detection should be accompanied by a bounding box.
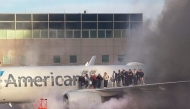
[74,31,81,38]
[70,55,77,63]
[114,14,129,21]
[118,55,125,62]
[0,14,15,21]
[114,22,129,29]
[33,14,48,21]
[90,30,97,38]
[82,22,97,29]
[130,14,142,21]
[0,22,15,29]
[82,14,97,21]
[98,14,113,21]
[57,30,64,38]
[106,30,113,38]
[16,22,32,30]
[82,31,89,38]
[3,55,11,64]
[66,22,81,29]
[49,14,64,21]
[0,30,7,39]
[49,30,56,38]
[66,31,73,38]
[49,22,64,29]
[16,14,31,21]
[102,55,109,63]
[53,55,61,63]
[66,14,81,21]
[114,30,121,38]
[98,30,105,38]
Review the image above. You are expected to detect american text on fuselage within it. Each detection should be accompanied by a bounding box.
[3,73,80,87]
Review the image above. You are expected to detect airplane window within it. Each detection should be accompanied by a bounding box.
[23,79,25,82]
[28,79,30,82]
[0,80,2,83]
[4,80,7,83]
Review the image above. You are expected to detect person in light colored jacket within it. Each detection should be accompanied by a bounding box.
[103,72,109,88]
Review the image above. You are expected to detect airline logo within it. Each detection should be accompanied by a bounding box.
[0,70,4,76]
[5,73,80,87]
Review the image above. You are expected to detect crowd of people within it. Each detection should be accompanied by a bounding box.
[78,69,145,89]
[111,69,145,87]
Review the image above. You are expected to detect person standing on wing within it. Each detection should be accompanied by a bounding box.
[103,72,109,88]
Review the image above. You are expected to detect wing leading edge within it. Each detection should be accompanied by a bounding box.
[80,80,190,96]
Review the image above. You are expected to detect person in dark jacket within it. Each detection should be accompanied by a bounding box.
[128,69,133,85]
[139,69,145,85]
[78,76,83,89]
[124,70,129,86]
[117,72,121,87]
[92,74,97,88]
[136,69,141,85]
[96,74,103,88]
[132,69,137,85]
[121,69,125,86]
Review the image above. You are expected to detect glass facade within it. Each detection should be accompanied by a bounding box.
[0,13,142,39]
[0,13,143,66]
[3,55,12,64]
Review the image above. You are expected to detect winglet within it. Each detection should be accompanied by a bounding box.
[9,102,12,107]
[86,56,96,66]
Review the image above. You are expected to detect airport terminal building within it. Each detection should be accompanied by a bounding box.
[0,13,143,66]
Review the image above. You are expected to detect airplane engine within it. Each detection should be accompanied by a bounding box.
[63,91,102,105]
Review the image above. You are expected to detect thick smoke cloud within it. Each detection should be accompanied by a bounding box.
[126,0,190,83]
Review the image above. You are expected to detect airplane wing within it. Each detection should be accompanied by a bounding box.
[80,80,190,96]
[63,80,190,104]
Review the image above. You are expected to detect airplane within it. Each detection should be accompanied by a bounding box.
[0,56,189,108]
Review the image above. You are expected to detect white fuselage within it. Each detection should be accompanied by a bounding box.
[0,65,143,103]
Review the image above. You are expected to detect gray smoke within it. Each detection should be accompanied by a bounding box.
[126,0,190,83]
[125,0,190,108]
